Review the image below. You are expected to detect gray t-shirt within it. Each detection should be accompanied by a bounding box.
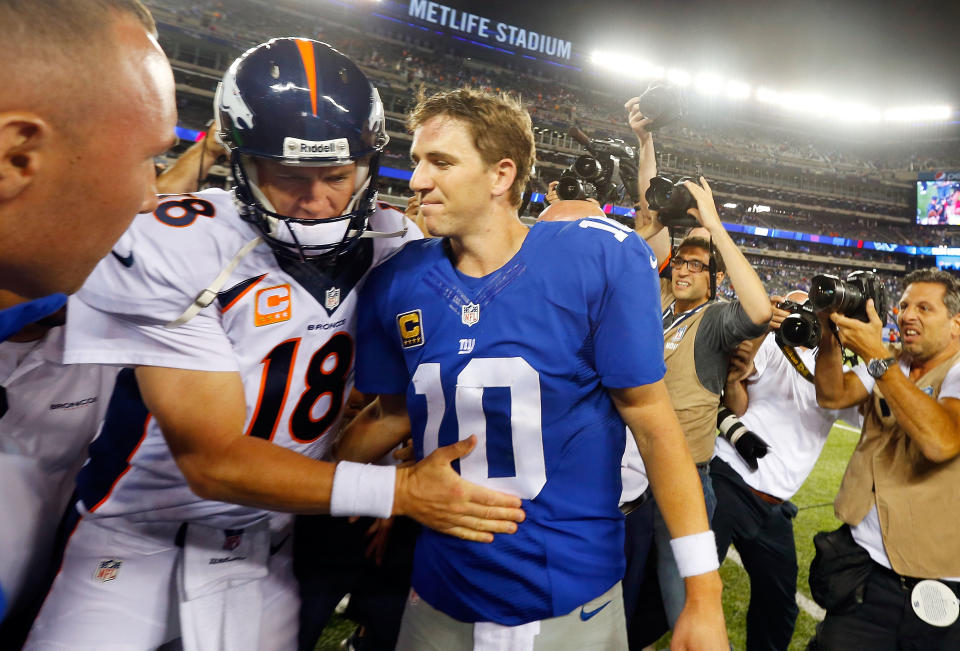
[689,300,768,394]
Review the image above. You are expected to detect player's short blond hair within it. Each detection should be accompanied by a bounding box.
[407,87,536,208]
[0,0,156,46]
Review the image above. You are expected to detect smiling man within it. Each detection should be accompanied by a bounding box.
[336,87,728,650]
[637,224,771,628]
[25,40,524,651]
[811,268,960,649]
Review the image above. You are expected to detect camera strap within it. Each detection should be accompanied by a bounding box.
[775,338,815,384]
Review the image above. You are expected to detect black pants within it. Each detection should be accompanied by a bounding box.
[809,563,960,651]
[711,457,799,651]
[621,492,669,649]
[294,514,419,651]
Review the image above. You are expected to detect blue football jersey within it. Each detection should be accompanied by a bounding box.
[356,217,665,625]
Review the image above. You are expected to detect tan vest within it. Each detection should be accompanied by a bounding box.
[661,280,720,464]
[835,348,960,578]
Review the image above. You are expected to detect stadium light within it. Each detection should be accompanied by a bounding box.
[778,92,827,115]
[756,87,779,104]
[588,50,951,125]
[694,73,724,95]
[666,68,691,87]
[590,50,663,80]
[883,105,952,122]
[725,80,751,100]
[830,102,882,123]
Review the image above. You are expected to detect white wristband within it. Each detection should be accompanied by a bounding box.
[670,530,720,578]
[329,461,396,519]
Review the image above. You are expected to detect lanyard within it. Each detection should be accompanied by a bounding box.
[662,300,711,337]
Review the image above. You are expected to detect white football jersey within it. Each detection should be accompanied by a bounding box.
[0,327,117,611]
[64,189,420,528]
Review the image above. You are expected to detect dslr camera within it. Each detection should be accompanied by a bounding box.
[645,175,700,228]
[776,299,821,349]
[809,270,889,325]
[778,270,889,349]
[557,136,636,204]
[635,83,685,132]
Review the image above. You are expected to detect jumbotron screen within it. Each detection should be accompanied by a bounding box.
[917,176,960,225]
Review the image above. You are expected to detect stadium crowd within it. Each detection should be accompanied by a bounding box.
[3,1,960,651]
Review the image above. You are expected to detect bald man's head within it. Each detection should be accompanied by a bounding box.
[537,200,607,222]
[0,0,156,130]
[0,0,176,296]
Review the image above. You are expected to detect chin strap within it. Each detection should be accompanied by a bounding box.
[351,224,408,239]
[165,235,264,328]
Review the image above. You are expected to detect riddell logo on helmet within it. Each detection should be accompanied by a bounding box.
[283,137,350,159]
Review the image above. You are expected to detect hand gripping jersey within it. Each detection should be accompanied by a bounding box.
[64,189,419,529]
[356,217,666,625]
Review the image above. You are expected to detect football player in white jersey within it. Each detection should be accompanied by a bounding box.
[26,39,523,651]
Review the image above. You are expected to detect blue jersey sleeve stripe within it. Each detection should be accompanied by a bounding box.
[77,369,151,512]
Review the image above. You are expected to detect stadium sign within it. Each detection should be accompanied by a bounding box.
[408,0,573,60]
[919,171,960,182]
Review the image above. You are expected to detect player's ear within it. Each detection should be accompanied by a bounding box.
[490,157,517,202]
[0,113,47,201]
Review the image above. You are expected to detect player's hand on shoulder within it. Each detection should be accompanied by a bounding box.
[393,435,525,542]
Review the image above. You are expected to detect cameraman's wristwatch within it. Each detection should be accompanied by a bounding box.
[867,356,897,379]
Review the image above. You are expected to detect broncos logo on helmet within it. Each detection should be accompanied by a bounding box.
[215,38,395,261]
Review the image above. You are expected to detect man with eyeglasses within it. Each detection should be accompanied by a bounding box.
[634,168,772,630]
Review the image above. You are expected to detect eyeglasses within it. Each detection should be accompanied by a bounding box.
[670,256,708,273]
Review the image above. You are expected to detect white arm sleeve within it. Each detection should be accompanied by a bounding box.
[64,296,240,372]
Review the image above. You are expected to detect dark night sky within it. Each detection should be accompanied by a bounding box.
[427,0,960,107]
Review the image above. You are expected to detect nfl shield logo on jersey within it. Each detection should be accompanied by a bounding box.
[461,302,480,327]
[325,287,341,311]
[94,559,122,583]
[223,529,244,551]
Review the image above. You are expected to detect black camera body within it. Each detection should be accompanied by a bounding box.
[636,84,685,131]
[556,138,635,204]
[645,175,699,227]
[809,270,889,325]
[557,155,609,202]
[776,299,822,349]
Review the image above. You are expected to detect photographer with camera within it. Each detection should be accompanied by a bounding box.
[809,268,960,649]
[709,290,869,651]
[638,199,771,633]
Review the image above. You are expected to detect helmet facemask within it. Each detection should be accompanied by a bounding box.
[230,151,382,262]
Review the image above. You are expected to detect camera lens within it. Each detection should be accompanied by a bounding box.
[572,155,603,180]
[644,176,674,211]
[809,275,843,311]
[556,176,585,201]
[779,313,821,348]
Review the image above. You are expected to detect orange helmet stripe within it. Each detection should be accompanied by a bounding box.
[295,39,318,116]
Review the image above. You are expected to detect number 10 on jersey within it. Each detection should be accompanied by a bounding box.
[412,357,546,500]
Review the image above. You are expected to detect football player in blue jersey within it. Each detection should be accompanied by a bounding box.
[337,87,728,650]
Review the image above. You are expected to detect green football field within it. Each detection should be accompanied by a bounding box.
[316,423,861,650]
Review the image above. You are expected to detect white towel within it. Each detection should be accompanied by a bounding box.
[473,620,541,651]
[177,520,270,651]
